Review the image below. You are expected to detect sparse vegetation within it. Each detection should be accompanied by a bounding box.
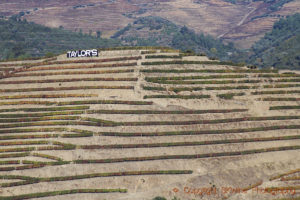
[0,48,299,200]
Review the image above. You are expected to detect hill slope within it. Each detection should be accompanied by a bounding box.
[0,47,299,200]
[0,18,119,60]
[0,0,299,48]
[112,16,238,60]
[248,13,300,70]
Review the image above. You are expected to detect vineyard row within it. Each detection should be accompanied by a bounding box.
[0,170,192,187]
[140,69,278,73]
[0,85,133,93]
[0,108,248,118]
[74,145,300,164]
[0,189,127,200]
[0,77,138,85]
[10,69,134,77]
[24,62,137,72]
[1,135,299,151]
[145,78,300,85]
[1,115,300,128]
[0,125,299,139]
[0,100,153,106]
[141,60,244,66]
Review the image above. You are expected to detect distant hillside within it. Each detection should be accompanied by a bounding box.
[248,13,300,69]
[112,16,238,60]
[0,17,120,60]
[1,0,299,49]
[224,0,293,11]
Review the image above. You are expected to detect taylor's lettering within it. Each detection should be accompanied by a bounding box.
[67,49,98,58]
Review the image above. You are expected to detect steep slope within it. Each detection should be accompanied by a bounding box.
[0,47,299,200]
[219,0,300,48]
[0,0,299,47]
[0,18,119,60]
[112,16,238,60]
[248,13,300,70]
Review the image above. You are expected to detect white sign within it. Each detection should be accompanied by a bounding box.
[67,49,98,58]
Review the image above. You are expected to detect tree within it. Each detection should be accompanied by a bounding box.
[96,31,101,38]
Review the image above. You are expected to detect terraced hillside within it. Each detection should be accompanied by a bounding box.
[0,47,299,200]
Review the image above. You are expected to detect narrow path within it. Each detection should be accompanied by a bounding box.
[237,6,256,26]
[218,6,256,39]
